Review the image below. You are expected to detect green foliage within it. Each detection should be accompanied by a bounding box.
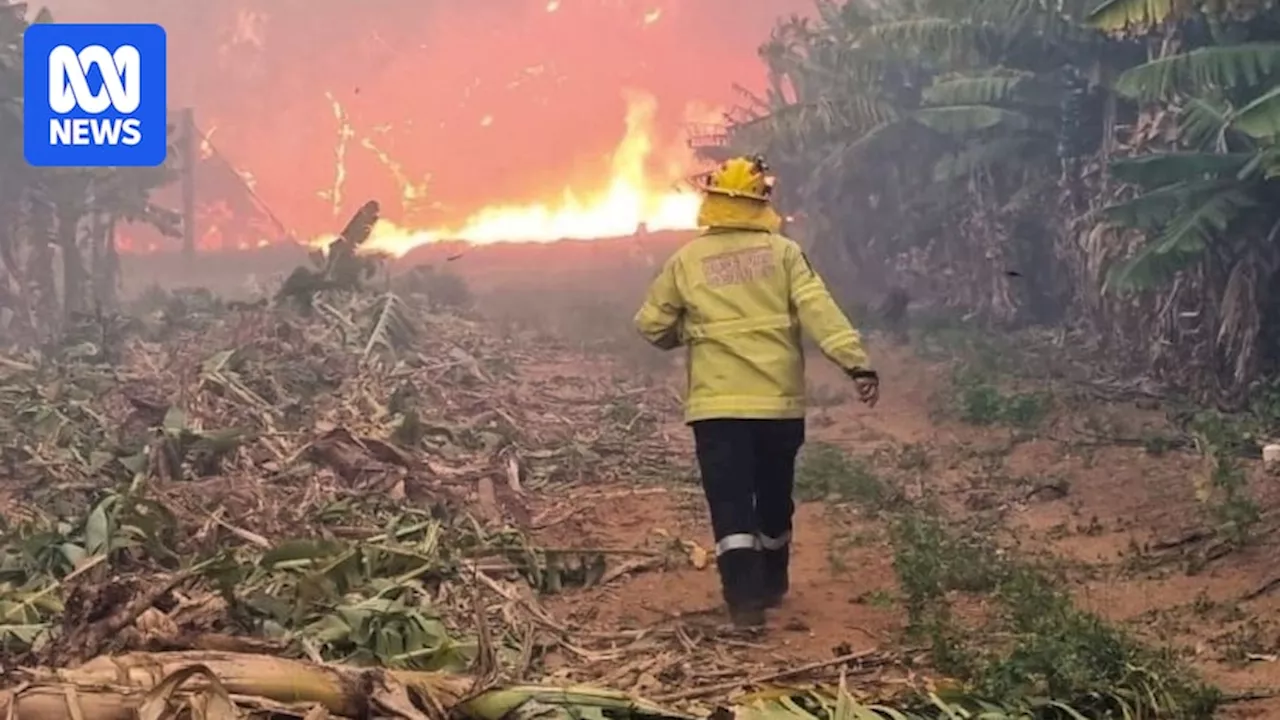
[1235,84,1280,137]
[1112,44,1280,102]
[1086,0,1192,30]
[1107,153,1254,188]
[1096,35,1280,296]
[797,435,1219,716]
[718,0,1092,329]
[795,442,899,508]
[887,510,1219,716]
[723,0,1280,397]
[1104,184,1257,291]
[951,369,1052,428]
[1185,411,1262,546]
[921,71,1037,107]
[890,511,1008,622]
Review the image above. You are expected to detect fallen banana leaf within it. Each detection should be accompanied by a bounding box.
[460,685,694,720]
[1,652,694,720]
[136,664,241,720]
[0,651,1145,720]
[18,651,469,717]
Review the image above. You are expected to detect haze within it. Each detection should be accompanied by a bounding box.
[40,0,812,238]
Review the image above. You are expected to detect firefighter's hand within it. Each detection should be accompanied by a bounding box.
[651,327,681,350]
[847,367,879,407]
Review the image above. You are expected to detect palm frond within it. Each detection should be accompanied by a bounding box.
[802,121,906,189]
[1113,44,1280,102]
[933,137,1038,181]
[1232,145,1278,180]
[1259,144,1280,178]
[729,96,898,154]
[922,70,1035,106]
[1106,186,1256,291]
[1085,0,1193,30]
[1179,97,1236,150]
[866,18,1008,62]
[1108,152,1254,188]
[833,95,901,133]
[966,0,1106,45]
[1233,84,1280,139]
[1099,178,1235,229]
[795,42,894,89]
[911,105,1031,134]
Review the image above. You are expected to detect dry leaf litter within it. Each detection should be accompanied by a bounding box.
[0,287,905,720]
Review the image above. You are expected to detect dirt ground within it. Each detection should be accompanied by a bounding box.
[475,281,1280,714]
[122,240,1280,714]
[514,339,1280,715]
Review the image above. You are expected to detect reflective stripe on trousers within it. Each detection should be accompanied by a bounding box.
[715,532,759,556]
[758,530,790,550]
[716,531,790,556]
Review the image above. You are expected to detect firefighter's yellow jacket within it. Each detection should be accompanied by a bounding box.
[634,226,868,423]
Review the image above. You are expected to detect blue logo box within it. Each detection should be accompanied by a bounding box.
[23,23,167,167]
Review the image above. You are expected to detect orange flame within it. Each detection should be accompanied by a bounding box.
[310,93,702,257]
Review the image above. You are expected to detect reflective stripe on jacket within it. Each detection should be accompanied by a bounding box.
[634,228,868,423]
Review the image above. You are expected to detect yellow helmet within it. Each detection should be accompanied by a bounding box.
[696,155,775,201]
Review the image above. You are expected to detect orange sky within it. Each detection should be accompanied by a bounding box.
[43,0,811,238]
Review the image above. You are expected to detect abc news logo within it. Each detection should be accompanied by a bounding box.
[23,23,167,167]
[47,44,143,146]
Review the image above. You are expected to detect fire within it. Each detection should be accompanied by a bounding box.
[310,93,703,257]
[317,91,354,216]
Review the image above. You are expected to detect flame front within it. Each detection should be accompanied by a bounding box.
[311,93,702,257]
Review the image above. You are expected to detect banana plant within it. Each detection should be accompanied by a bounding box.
[1087,0,1276,31]
[0,2,179,327]
[1099,43,1280,291]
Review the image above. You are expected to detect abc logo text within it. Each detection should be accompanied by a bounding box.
[23,23,167,167]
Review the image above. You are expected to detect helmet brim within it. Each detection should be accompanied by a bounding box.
[701,186,772,201]
[691,169,774,201]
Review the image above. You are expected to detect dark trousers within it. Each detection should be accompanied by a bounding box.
[691,418,805,608]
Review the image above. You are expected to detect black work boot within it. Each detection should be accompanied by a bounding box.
[717,549,765,628]
[728,602,765,628]
[761,546,789,608]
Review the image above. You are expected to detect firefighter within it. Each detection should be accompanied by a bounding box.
[633,155,879,628]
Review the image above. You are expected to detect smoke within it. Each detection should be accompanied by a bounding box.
[41,0,812,237]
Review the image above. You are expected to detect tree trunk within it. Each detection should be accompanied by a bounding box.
[0,193,36,341]
[89,213,119,311]
[25,195,60,335]
[56,205,85,318]
[105,215,120,309]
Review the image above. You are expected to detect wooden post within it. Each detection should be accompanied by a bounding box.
[180,107,197,257]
